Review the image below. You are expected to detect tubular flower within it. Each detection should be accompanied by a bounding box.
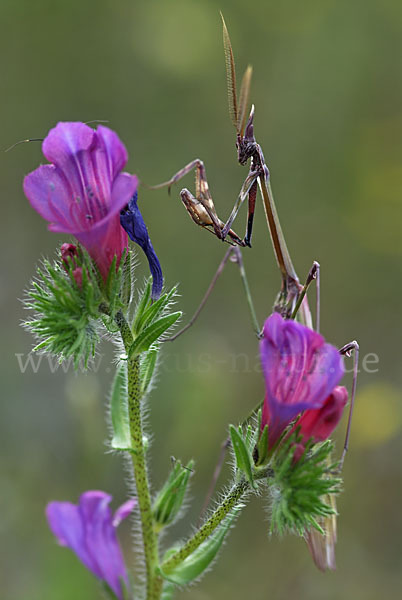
[120,192,163,299]
[23,122,138,280]
[260,312,344,448]
[46,491,135,599]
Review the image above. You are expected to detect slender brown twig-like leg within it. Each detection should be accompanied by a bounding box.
[198,397,264,524]
[338,341,359,470]
[151,159,205,192]
[231,247,261,335]
[167,246,260,342]
[291,261,320,327]
[198,437,231,525]
[167,247,234,342]
[315,263,321,333]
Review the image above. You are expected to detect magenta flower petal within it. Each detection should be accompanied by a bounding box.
[96,125,128,179]
[46,491,135,599]
[296,386,348,445]
[24,165,76,230]
[23,122,138,280]
[260,313,344,447]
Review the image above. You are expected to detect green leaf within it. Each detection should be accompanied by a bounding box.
[133,279,152,334]
[102,250,133,317]
[229,425,255,488]
[159,507,241,585]
[105,255,118,300]
[136,286,177,333]
[140,348,158,395]
[110,363,132,451]
[255,425,269,466]
[121,251,133,309]
[128,312,181,358]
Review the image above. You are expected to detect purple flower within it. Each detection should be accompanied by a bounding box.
[46,491,136,599]
[120,192,163,299]
[23,122,138,280]
[260,313,344,448]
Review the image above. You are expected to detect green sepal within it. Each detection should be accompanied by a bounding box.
[153,459,194,528]
[255,424,269,466]
[132,279,152,335]
[159,506,241,585]
[135,286,177,334]
[269,434,342,537]
[140,347,158,395]
[110,363,132,451]
[104,255,120,314]
[102,250,133,320]
[229,425,255,488]
[120,251,133,309]
[128,312,181,358]
[24,254,102,368]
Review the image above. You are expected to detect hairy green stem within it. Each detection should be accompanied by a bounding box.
[116,310,163,600]
[161,480,248,574]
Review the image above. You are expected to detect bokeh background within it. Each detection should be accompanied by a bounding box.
[1,0,402,598]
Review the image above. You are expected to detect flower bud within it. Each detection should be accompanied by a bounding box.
[60,243,80,269]
[153,459,194,528]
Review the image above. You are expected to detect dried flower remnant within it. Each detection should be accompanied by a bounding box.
[120,191,163,299]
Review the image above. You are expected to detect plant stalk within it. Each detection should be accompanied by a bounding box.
[116,310,163,600]
[161,479,248,574]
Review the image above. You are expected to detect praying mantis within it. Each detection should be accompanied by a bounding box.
[153,15,311,328]
[153,15,359,572]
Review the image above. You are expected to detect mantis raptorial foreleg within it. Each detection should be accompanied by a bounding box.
[152,158,260,247]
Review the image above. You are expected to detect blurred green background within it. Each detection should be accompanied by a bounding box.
[1,0,402,598]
